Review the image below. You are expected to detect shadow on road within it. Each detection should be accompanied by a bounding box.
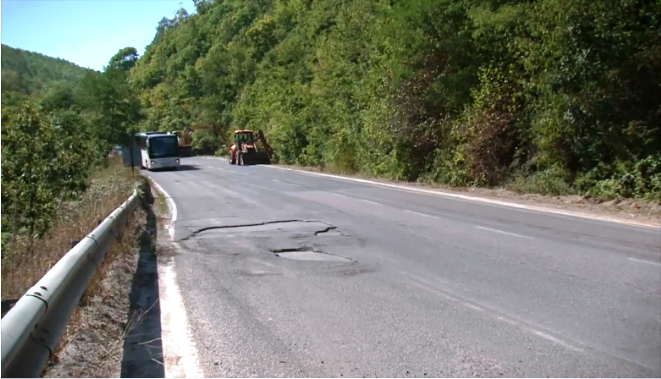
[176,164,201,171]
[121,180,165,378]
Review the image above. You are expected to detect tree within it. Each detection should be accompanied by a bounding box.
[106,47,139,72]
[1,104,57,255]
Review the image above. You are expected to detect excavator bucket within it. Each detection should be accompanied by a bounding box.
[239,150,271,165]
[234,130,272,165]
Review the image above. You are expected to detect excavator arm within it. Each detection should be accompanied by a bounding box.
[254,130,273,158]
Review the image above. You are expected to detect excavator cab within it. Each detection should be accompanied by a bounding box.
[170,128,193,157]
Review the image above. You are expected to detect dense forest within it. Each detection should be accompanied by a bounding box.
[1,44,142,252]
[131,0,660,200]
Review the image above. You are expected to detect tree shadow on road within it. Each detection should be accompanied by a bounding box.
[121,179,165,378]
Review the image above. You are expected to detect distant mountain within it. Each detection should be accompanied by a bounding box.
[1,44,96,98]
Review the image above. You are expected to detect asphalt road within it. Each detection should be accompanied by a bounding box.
[148,157,661,378]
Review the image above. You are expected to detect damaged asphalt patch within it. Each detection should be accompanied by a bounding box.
[175,217,378,279]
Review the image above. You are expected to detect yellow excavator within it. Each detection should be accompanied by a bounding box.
[170,123,219,157]
[170,127,193,157]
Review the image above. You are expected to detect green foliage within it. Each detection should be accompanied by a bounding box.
[1,104,57,245]
[1,44,95,104]
[2,45,145,254]
[1,104,102,254]
[191,128,222,155]
[129,0,660,200]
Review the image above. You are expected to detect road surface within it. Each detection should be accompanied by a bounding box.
[148,157,661,377]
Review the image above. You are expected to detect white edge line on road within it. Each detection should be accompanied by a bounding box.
[628,257,661,267]
[476,226,534,240]
[407,278,585,354]
[404,210,439,219]
[150,178,177,239]
[263,165,660,230]
[148,177,202,377]
[158,258,204,378]
[359,199,383,206]
[272,178,302,188]
[533,331,584,352]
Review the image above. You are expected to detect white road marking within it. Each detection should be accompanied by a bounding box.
[464,303,484,312]
[628,257,661,267]
[476,226,533,240]
[148,178,202,376]
[150,179,177,239]
[158,258,204,378]
[533,331,583,352]
[272,179,301,187]
[406,276,586,354]
[404,210,439,219]
[263,165,660,229]
[359,199,382,206]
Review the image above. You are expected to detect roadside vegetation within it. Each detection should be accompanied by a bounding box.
[0,157,139,298]
[1,44,143,293]
[1,46,150,377]
[129,0,660,202]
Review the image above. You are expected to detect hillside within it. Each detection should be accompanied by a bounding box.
[1,44,96,101]
[132,0,659,201]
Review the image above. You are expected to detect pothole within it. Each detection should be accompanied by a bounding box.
[272,248,351,262]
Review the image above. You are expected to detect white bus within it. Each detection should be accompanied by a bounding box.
[134,132,181,170]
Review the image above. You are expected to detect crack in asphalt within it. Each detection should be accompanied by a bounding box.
[314,226,339,235]
[269,247,311,253]
[179,219,337,241]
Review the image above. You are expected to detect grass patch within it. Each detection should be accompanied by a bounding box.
[155,191,168,215]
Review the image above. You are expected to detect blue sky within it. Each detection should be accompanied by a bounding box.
[2,0,195,71]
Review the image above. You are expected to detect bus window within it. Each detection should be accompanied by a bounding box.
[148,136,179,158]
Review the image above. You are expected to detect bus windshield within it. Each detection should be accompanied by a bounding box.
[148,136,179,158]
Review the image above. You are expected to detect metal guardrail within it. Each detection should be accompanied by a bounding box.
[1,190,140,378]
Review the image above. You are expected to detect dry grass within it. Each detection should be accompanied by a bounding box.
[1,157,139,299]
[1,156,146,377]
[43,207,147,378]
